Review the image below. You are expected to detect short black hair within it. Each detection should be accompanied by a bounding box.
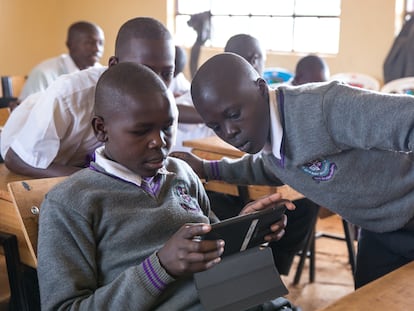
[67,21,102,43]
[115,17,172,54]
[95,62,167,117]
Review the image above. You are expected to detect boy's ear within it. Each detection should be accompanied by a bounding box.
[256,78,268,96]
[92,116,108,142]
[108,56,119,67]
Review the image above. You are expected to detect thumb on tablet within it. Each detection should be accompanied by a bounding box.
[240,193,295,215]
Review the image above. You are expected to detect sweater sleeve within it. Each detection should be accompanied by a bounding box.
[37,195,176,311]
[322,82,414,152]
[202,154,284,186]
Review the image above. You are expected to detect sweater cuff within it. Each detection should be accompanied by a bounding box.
[137,252,175,297]
[203,160,221,181]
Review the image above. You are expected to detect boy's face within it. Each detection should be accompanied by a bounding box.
[112,38,175,87]
[98,91,175,177]
[195,78,270,154]
[69,27,105,69]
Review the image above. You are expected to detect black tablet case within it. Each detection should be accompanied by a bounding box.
[194,247,288,311]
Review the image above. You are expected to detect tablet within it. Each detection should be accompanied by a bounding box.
[201,200,288,257]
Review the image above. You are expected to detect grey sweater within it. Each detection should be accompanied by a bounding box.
[204,81,414,232]
[38,157,216,310]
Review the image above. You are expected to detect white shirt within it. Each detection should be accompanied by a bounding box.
[19,53,102,100]
[169,72,191,97]
[2,66,107,168]
[171,91,215,152]
[168,74,215,152]
[94,145,172,187]
[262,86,283,159]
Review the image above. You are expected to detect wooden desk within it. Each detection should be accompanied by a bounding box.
[0,163,31,202]
[0,163,33,262]
[183,136,303,201]
[317,261,414,310]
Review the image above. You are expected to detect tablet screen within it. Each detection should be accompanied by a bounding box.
[201,200,288,257]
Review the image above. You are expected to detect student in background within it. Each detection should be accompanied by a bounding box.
[170,45,214,152]
[172,52,414,289]
[224,33,266,76]
[169,45,190,97]
[1,17,175,178]
[37,62,293,310]
[291,54,330,85]
[19,21,105,101]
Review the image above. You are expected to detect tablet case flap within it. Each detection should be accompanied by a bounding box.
[194,247,288,311]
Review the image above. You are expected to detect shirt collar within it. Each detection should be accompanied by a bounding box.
[94,146,172,187]
[262,86,283,159]
[63,54,81,72]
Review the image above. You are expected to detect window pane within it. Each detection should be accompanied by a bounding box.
[177,0,211,14]
[210,16,252,47]
[175,0,341,54]
[295,0,341,16]
[250,0,295,15]
[267,17,294,52]
[293,17,340,54]
[211,0,250,15]
[211,0,295,16]
[174,15,197,46]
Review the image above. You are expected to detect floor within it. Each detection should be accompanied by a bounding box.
[0,214,356,311]
[281,213,356,311]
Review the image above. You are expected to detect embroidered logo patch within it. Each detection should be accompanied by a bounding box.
[173,180,201,212]
[301,159,337,182]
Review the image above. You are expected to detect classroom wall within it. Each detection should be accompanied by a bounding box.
[0,0,399,85]
[0,0,170,76]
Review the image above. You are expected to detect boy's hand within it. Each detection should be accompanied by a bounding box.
[240,193,296,243]
[157,223,224,277]
[169,151,206,179]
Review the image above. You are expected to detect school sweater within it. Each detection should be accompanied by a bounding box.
[204,81,414,233]
[37,157,216,311]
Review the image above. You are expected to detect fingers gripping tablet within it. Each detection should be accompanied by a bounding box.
[201,200,288,257]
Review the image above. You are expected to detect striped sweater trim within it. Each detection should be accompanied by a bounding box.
[206,160,221,180]
[138,253,175,296]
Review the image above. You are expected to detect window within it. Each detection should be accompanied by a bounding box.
[175,0,341,54]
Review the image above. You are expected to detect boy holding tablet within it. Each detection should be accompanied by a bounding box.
[37,62,293,310]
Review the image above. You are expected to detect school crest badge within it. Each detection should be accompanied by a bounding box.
[301,159,337,182]
[173,180,201,212]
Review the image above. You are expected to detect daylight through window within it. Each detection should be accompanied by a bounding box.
[175,0,341,54]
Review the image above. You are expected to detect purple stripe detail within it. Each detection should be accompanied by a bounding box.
[152,177,161,195]
[276,90,285,168]
[210,161,221,180]
[145,257,167,287]
[143,258,165,291]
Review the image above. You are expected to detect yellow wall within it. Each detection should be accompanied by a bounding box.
[0,0,400,85]
[0,0,169,76]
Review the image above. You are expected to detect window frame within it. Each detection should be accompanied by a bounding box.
[174,0,342,54]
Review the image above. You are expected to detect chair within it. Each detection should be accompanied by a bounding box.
[293,207,357,285]
[330,72,380,91]
[380,76,414,94]
[263,67,294,87]
[0,177,66,310]
[1,75,26,98]
[0,75,25,113]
